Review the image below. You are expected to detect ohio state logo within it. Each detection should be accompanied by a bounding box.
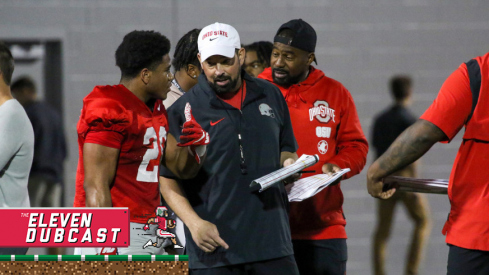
[318,140,328,154]
[309,100,335,123]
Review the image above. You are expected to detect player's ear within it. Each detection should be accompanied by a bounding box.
[141,68,151,85]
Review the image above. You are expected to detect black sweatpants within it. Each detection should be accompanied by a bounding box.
[189,255,299,275]
[447,244,489,275]
[293,238,347,275]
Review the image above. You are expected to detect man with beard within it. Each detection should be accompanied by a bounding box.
[258,19,368,275]
[160,22,300,274]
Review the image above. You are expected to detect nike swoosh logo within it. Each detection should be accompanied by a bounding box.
[209,38,218,41]
[210,118,225,126]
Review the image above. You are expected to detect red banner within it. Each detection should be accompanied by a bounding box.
[0,208,129,247]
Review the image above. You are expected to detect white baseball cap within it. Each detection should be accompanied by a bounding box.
[198,22,241,62]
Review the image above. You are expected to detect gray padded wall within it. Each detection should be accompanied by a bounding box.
[1,0,489,273]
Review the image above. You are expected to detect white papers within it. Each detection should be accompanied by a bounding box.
[250,154,319,192]
[382,176,448,194]
[286,168,351,202]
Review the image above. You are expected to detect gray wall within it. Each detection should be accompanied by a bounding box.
[2,0,489,273]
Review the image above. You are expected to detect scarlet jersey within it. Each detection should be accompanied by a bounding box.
[74,85,168,224]
[259,67,368,240]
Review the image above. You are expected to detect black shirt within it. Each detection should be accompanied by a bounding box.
[371,105,417,158]
[160,71,298,269]
[24,101,66,182]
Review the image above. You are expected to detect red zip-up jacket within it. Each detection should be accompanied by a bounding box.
[259,67,368,240]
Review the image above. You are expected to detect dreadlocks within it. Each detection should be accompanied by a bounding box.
[243,41,273,67]
[172,29,201,72]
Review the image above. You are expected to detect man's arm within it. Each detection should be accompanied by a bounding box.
[366,119,447,199]
[0,122,18,171]
[326,92,369,179]
[159,176,228,252]
[163,133,203,179]
[392,161,418,178]
[83,143,119,207]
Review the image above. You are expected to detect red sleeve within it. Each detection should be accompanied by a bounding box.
[85,131,124,149]
[79,97,132,146]
[328,90,369,179]
[420,63,472,142]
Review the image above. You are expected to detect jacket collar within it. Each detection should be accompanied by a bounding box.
[197,70,265,109]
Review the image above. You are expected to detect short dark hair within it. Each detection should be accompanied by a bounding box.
[115,30,171,79]
[11,76,36,93]
[243,41,274,67]
[0,42,15,86]
[172,29,201,72]
[390,75,412,101]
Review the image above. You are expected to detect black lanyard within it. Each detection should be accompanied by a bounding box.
[237,84,247,175]
[219,83,247,175]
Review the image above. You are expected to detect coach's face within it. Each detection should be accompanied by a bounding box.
[271,42,314,88]
[199,48,245,95]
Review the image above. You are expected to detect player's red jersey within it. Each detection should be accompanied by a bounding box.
[74,84,168,224]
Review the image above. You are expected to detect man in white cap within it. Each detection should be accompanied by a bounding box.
[160,22,300,274]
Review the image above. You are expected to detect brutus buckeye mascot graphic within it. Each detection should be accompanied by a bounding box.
[143,206,183,249]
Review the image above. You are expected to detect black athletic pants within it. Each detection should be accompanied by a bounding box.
[293,238,347,275]
[447,244,489,275]
[189,255,299,275]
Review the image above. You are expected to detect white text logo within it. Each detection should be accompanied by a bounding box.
[316,127,331,138]
[309,100,335,123]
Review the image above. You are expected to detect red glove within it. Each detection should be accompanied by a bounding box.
[178,103,210,147]
[177,103,210,163]
[143,224,150,231]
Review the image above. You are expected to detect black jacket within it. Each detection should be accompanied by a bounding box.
[161,71,297,269]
